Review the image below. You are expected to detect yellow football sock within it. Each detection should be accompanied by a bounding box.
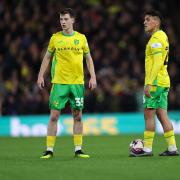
[164,130,177,151]
[74,134,82,150]
[143,131,155,151]
[47,136,56,151]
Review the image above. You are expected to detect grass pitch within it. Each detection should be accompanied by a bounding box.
[0,135,180,180]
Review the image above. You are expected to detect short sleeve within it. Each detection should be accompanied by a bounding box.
[47,35,55,54]
[82,35,90,55]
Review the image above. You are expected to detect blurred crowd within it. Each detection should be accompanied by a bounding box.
[0,0,180,115]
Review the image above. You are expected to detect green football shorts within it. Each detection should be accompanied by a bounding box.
[49,84,85,110]
[143,86,169,109]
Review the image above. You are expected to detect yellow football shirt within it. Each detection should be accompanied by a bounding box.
[145,30,170,87]
[48,31,90,84]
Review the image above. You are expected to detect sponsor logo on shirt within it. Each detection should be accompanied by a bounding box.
[151,42,162,48]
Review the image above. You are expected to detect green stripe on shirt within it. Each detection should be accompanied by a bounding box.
[152,51,162,55]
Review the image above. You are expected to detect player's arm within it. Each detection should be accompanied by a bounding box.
[38,35,54,89]
[37,51,52,89]
[85,53,97,90]
[145,42,163,97]
[83,35,97,90]
[146,42,164,85]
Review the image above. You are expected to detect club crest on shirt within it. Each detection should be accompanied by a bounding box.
[74,39,79,45]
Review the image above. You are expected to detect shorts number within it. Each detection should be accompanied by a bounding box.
[75,98,84,106]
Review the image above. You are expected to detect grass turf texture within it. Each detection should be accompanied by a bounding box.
[0,135,180,180]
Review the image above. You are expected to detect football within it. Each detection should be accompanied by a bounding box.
[129,139,144,154]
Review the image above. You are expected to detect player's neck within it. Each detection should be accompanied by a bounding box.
[62,29,74,36]
[150,27,160,36]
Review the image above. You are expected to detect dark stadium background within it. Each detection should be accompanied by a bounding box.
[1,1,180,180]
[0,0,180,115]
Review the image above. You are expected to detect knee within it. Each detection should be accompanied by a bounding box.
[50,114,59,122]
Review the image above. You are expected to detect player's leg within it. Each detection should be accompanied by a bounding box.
[130,108,155,157]
[157,109,178,156]
[130,87,158,157]
[156,88,179,156]
[157,108,172,131]
[47,110,61,150]
[143,108,156,153]
[142,87,158,155]
[72,109,83,143]
[71,109,89,158]
[41,84,69,159]
[70,84,89,158]
[41,110,61,159]
[129,107,155,157]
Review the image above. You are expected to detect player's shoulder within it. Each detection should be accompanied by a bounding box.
[49,32,64,42]
[75,31,86,38]
[51,32,61,38]
[152,30,167,40]
[150,30,167,47]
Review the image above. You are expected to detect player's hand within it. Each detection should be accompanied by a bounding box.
[37,76,45,90]
[144,85,151,98]
[89,77,97,90]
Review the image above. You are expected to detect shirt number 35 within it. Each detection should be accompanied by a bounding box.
[75,98,84,106]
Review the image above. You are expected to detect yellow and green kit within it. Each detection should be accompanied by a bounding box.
[48,31,90,110]
[144,30,170,109]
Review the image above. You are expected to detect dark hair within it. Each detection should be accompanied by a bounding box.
[144,10,163,22]
[60,8,76,18]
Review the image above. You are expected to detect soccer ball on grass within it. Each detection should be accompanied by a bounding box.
[129,139,144,154]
